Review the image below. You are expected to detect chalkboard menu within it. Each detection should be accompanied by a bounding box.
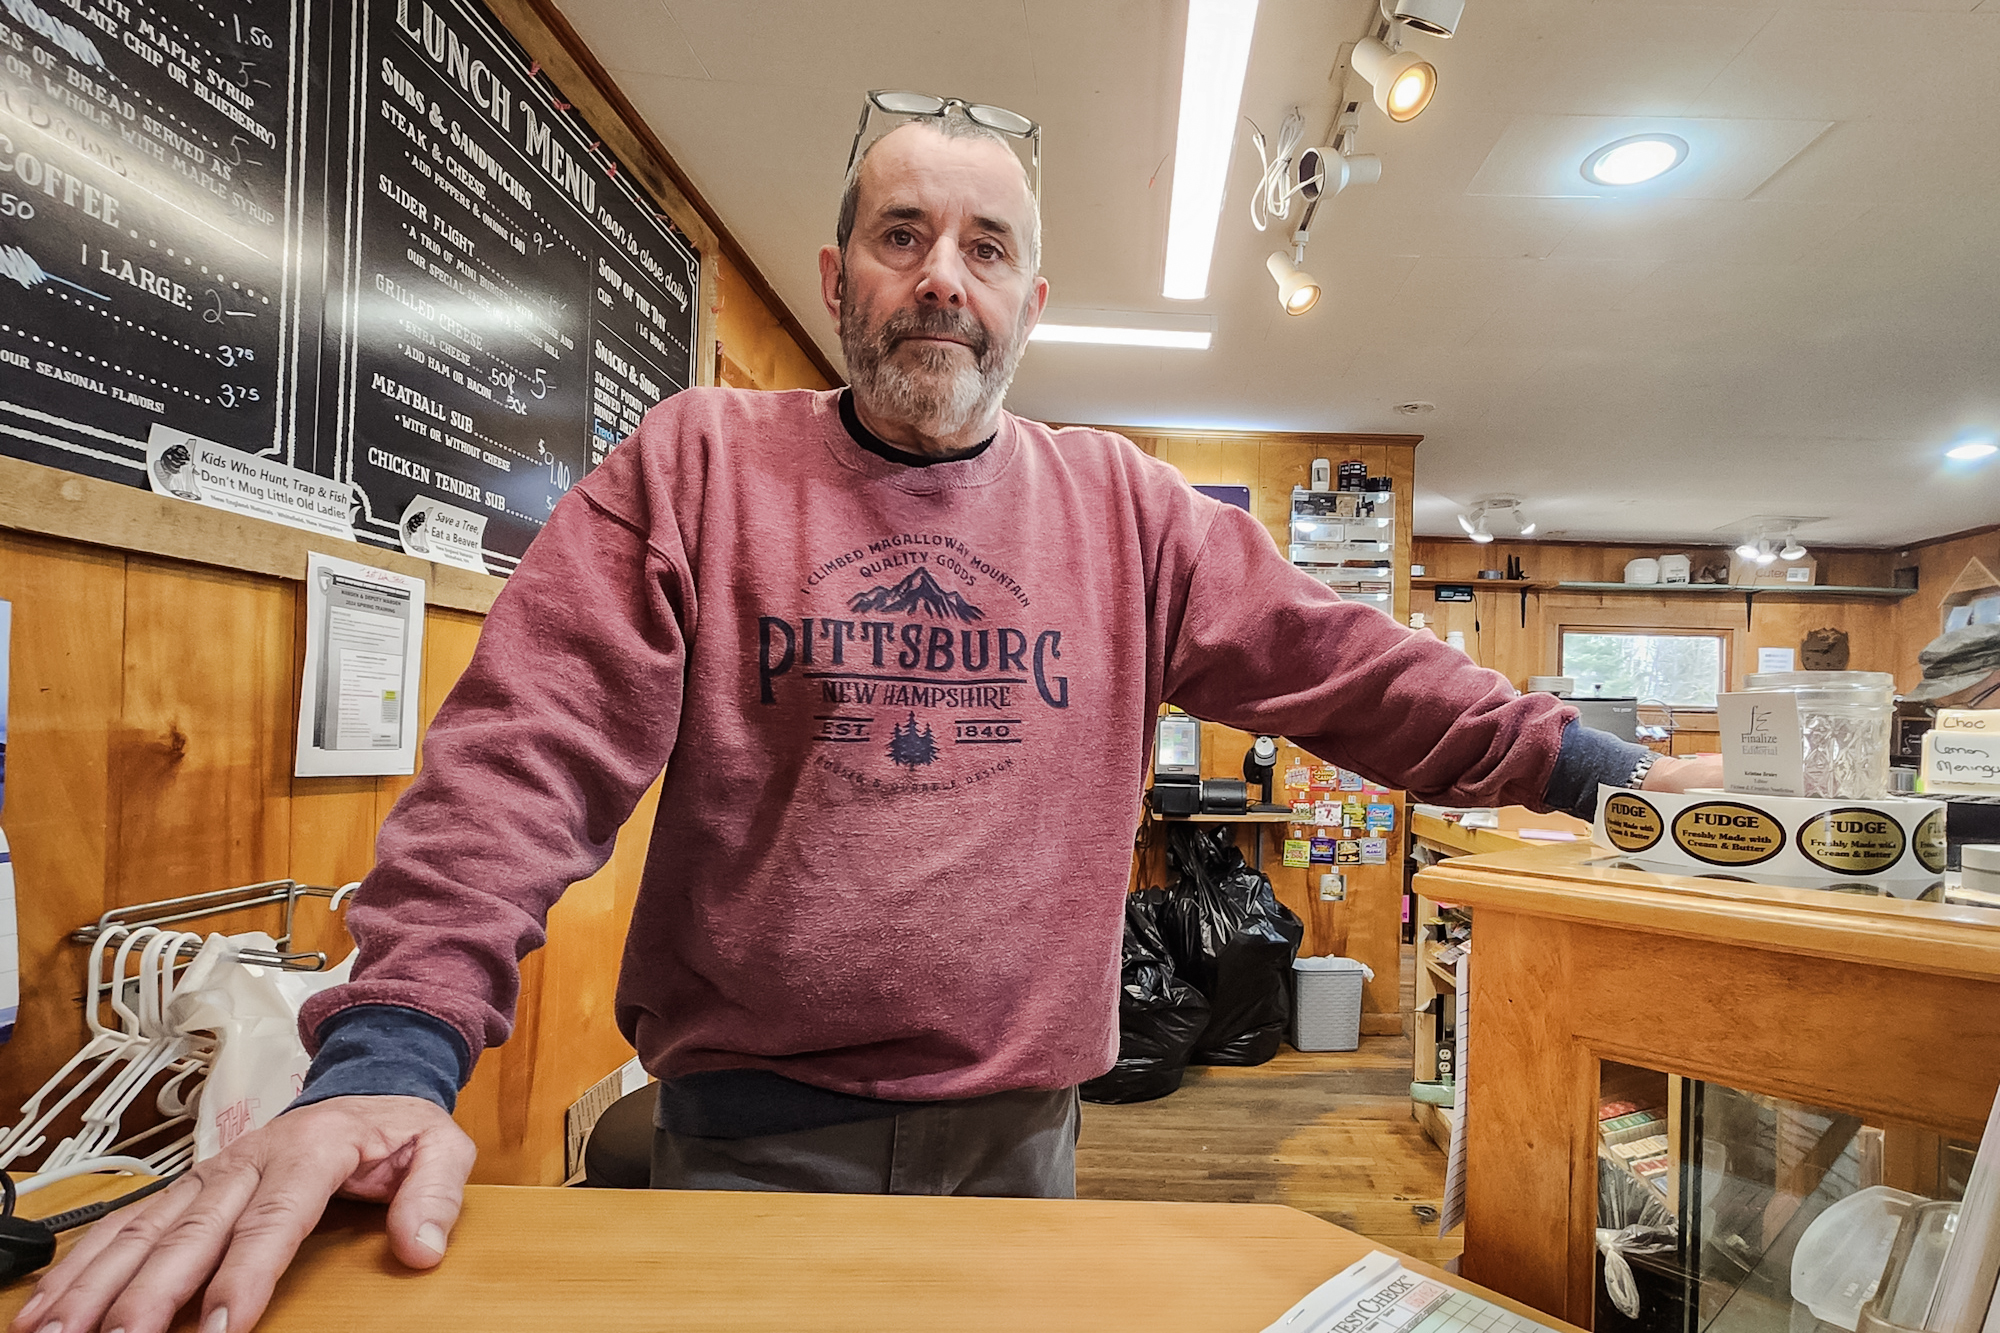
[0,0,700,570]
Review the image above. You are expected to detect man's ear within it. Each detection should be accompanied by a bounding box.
[818,245,844,323]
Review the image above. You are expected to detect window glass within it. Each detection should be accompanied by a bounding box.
[1561,630,1725,708]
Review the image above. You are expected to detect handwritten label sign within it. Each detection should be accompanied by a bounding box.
[1923,730,2000,793]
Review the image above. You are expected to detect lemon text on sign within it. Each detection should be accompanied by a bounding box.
[1601,792,1664,854]
[1793,808,1908,876]
[1670,802,1786,868]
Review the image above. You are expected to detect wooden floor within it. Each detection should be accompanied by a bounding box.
[1076,955,1464,1267]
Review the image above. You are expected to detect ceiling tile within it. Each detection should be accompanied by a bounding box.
[1466,114,1832,199]
[1549,197,1868,264]
[558,0,708,78]
[661,0,1041,99]
[1688,9,2000,121]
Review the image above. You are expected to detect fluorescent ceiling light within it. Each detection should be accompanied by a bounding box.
[1946,441,1998,461]
[1161,0,1260,301]
[1581,134,1689,186]
[1029,324,1213,349]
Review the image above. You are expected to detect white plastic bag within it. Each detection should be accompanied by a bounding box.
[169,933,353,1161]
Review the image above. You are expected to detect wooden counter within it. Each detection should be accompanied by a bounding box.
[1410,806,1594,858]
[0,1183,1582,1332]
[1414,843,2000,1329]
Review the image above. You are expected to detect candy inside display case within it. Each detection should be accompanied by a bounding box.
[1594,1061,1977,1333]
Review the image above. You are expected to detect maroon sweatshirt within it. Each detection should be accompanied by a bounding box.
[299,387,1574,1101]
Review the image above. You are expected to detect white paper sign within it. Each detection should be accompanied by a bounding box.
[398,497,492,575]
[1719,691,1806,797]
[1757,647,1796,673]
[1923,731,2000,794]
[296,552,425,777]
[147,425,355,541]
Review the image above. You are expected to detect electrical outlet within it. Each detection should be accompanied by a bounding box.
[1319,871,1346,902]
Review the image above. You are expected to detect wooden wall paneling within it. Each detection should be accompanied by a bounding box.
[715,255,837,394]
[1414,538,1906,697]
[1458,910,1586,1320]
[0,459,503,618]
[0,533,126,1118]
[1889,527,2000,692]
[111,560,296,909]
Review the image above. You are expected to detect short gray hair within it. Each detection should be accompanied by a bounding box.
[835,113,1042,272]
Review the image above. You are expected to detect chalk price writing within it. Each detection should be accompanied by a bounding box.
[0,194,33,220]
[216,345,255,366]
[231,16,274,48]
[216,384,262,408]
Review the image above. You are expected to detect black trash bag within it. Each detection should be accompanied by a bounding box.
[1082,889,1211,1104]
[1156,825,1305,1066]
[1595,1153,1680,1325]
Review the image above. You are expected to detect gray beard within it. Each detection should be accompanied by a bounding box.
[840,291,1032,442]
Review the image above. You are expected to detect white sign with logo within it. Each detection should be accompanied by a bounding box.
[146,425,355,542]
[1719,692,1806,797]
[398,497,491,575]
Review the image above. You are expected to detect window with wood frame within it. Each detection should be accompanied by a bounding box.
[1559,628,1729,708]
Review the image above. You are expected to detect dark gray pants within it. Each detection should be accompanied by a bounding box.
[650,1086,1080,1198]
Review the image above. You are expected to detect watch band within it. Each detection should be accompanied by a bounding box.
[1628,751,1660,789]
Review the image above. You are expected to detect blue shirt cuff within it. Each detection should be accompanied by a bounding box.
[1542,718,1656,821]
[288,1005,472,1114]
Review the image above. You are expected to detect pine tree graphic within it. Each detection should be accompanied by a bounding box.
[888,711,939,770]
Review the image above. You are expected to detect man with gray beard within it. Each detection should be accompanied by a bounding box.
[24,104,1713,1333]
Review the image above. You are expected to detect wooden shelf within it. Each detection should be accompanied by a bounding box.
[1148,811,1302,824]
[1553,581,1916,598]
[1410,577,1913,599]
[1410,577,1548,591]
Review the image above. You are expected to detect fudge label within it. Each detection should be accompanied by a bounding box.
[1795,808,1906,876]
[1670,802,1784,867]
[1915,807,1948,873]
[1601,792,1664,853]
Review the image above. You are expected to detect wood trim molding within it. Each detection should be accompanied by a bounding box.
[505,0,844,390]
[1417,849,2000,981]
[0,456,503,613]
[1055,425,1424,449]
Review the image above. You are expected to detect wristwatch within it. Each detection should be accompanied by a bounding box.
[1628,751,1660,789]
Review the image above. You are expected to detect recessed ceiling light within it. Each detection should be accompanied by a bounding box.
[1946,441,1998,461]
[1581,134,1689,187]
[1028,324,1213,349]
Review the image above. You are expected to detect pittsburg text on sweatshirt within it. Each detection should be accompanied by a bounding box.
[295,387,1642,1120]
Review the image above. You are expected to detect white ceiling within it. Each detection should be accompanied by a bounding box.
[553,0,2000,547]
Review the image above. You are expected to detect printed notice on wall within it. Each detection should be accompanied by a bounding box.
[296,552,425,777]
[1719,692,1805,797]
[148,426,357,541]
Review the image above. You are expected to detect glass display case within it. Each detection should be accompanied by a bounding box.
[1594,1059,1975,1333]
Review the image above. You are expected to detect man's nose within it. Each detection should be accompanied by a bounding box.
[914,234,968,307]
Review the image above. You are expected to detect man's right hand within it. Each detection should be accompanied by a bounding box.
[9,1095,475,1333]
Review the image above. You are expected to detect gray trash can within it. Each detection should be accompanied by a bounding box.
[1291,956,1373,1052]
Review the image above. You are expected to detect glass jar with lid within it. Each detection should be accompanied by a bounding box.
[1741,670,1894,799]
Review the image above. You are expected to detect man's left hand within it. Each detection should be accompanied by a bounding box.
[1640,753,1723,793]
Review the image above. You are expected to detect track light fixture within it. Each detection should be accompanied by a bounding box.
[1738,530,1808,563]
[1459,497,1533,543]
[1352,35,1436,122]
[1266,249,1321,315]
